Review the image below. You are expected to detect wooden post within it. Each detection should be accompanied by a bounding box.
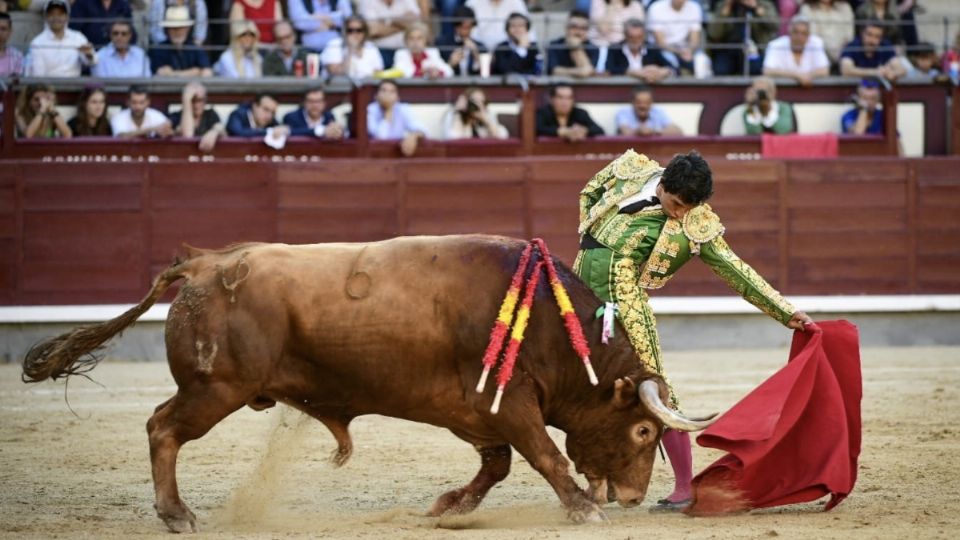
[351,83,371,156]
[953,84,960,155]
[1,85,16,158]
[520,85,536,155]
[882,84,898,156]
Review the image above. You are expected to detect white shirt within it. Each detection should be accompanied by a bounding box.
[392,47,454,78]
[466,0,529,51]
[320,38,385,78]
[646,0,702,48]
[213,49,262,79]
[359,0,422,49]
[618,175,662,209]
[26,26,93,77]
[763,35,830,76]
[110,108,169,137]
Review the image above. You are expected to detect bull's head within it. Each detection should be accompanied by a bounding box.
[564,376,716,507]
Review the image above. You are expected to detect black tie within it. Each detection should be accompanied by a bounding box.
[619,196,660,214]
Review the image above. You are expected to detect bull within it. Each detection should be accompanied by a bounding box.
[22,235,715,532]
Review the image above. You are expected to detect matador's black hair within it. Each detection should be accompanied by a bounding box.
[660,151,714,205]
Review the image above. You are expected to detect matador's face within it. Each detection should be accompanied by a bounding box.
[656,183,695,220]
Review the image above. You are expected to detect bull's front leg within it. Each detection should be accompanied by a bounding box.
[427,444,511,516]
[488,382,607,523]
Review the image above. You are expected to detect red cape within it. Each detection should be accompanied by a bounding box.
[686,320,862,516]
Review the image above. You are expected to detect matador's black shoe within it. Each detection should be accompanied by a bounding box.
[649,498,691,513]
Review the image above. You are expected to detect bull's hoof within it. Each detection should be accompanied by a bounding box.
[158,508,198,533]
[426,488,481,517]
[568,502,609,524]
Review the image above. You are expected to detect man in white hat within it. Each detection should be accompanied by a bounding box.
[148,5,212,77]
[25,0,96,77]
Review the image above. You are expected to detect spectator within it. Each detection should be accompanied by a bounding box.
[367,79,426,156]
[393,22,453,78]
[491,12,539,75]
[839,20,905,81]
[230,0,282,44]
[263,20,310,76]
[283,86,345,139]
[69,0,133,47]
[226,93,286,137]
[321,15,385,78]
[762,15,830,86]
[149,6,213,77]
[605,18,674,82]
[92,19,151,77]
[170,82,224,151]
[110,86,173,138]
[646,0,703,75]
[437,6,487,76]
[67,85,112,136]
[777,0,800,36]
[288,0,353,53]
[615,84,682,136]
[443,87,509,139]
[149,0,208,46]
[360,0,421,52]
[26,0,96,77]
[707,0,779,76]
[896,0,918,47]
[535,83,604,141]
[15,83,72,138]
[742,77,795,134]
[841,79,883,135]
[798,0,854,65]
[0,12,25,76]
[942,31,960,79]
[855,0,900,44]
[589,0,646,47]
[214,19,263,78]
[466,0,529,51]
[547,10,599,78]
[904,42,939,78]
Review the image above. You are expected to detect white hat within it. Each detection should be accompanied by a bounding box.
[160,6,194,28]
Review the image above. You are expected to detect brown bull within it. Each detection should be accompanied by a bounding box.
[22,235,714,532]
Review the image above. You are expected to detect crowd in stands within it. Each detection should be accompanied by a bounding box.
[0,0,955,151]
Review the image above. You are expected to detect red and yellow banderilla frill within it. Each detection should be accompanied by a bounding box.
[478,239,595,414]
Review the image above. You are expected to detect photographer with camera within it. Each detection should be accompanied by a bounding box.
[742,77,795,135]
[443,87,509,140]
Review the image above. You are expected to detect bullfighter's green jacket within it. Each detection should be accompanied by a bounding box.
[572,150,795,406]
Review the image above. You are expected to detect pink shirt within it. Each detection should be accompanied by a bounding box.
[0,46,25,76]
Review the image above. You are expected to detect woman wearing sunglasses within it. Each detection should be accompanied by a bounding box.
[320,15,384,79]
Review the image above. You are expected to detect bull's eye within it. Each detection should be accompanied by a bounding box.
[638,426,650,439]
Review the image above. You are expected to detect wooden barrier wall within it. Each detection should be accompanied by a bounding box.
[1,156,959,305]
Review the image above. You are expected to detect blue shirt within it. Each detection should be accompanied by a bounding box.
[615,105,675,134]
[148,42,211,74]
[840,37,896,69]
[367,102,425,140]
[288,0,353,52]
[92,44,151,78]
[841,107,884,135]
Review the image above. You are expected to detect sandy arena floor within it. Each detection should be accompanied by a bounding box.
[1,346,958,539]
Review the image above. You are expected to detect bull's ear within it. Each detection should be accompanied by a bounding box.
[612,377,638,409]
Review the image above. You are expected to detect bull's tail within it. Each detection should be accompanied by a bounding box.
[22,262,190,383]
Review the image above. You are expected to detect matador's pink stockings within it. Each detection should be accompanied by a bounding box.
[661,429,693,502]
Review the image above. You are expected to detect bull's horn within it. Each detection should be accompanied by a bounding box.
[638,380,719,432]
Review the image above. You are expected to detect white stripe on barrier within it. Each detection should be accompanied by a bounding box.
[0,295,958,324]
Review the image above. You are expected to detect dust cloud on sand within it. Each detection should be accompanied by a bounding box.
[1,347,958,539]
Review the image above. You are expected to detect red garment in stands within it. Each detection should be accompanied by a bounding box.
[685,320,862,516]
[236,0,277,43]
[761,133,839,158]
